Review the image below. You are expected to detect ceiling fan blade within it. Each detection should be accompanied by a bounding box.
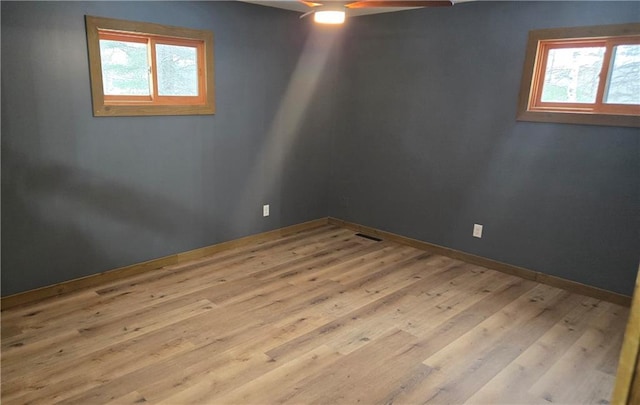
[299,10,315,19]
[298,0,323,7]
[346,1,452,8]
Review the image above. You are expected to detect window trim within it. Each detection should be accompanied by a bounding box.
[85,15,215,116]
[517,23,640,128]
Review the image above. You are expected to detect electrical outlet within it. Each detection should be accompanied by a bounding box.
[263,204,270,217]
[473,224,483,238]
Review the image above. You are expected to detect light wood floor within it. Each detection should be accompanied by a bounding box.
[1,224,630,404]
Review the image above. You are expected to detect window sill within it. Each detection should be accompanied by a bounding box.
[93,103,215,117]
[517,109,640,127]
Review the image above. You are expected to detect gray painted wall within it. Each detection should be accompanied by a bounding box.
[2,1,638,298]
[1,1,338,295]
[329,1,640,296]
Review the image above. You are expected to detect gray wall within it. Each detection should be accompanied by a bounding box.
[329,1,640,296]
[3,1,638,298]
[1,1,338,295]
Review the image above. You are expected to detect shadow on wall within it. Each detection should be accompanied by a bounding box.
[1,146,228,296]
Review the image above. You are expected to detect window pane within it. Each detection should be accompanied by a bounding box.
[540,47,605,103]
[605,44,640,105]
[156,44,199,96]
[99,39,150,95]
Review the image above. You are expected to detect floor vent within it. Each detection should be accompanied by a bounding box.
[355,233,383,242]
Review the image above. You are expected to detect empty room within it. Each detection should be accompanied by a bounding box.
[2,0,639,403]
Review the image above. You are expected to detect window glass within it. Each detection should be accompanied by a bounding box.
[99,39,150,96]
[540,47,605,104]
[605,44,640,105]
[156,44,199,96]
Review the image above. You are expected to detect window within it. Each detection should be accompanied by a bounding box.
[86,16,215,116]
[517,23,640,127]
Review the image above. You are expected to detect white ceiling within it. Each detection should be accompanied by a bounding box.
[239,0,474,18]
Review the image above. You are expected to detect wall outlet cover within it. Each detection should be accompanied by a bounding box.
[473,224,483,238]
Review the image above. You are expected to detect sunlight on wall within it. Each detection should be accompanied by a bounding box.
[231,27,342,227]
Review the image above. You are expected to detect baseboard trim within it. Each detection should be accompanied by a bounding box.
[3,216,630,310]
[328,217,631,307]
[1,218,330,310]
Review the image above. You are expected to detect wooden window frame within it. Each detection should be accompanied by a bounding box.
[517,23,640,127]
[86,16,215,116]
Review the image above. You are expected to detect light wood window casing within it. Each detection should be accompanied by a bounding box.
[517,23,640,127]
[86,16,215,116]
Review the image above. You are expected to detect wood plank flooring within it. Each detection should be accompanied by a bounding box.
[1,224,630,404]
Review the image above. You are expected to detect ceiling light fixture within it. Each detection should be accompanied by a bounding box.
[314,9,346,24]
